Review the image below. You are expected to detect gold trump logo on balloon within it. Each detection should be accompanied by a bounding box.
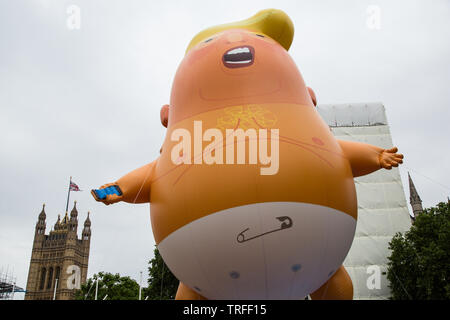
[170,106,279,175]
[216,105,277,131]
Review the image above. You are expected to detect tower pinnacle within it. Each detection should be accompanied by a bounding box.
[408,172,423,221]
[82,211,91,240]
[70,201,78,219]
[38,203,46,220]
[36,203,46,234]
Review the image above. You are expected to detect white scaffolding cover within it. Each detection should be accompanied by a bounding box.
[317,103,412,300]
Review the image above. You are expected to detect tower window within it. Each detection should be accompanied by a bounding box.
[55,267,61,289]
[47,267,53,289]
[39,267,46,290]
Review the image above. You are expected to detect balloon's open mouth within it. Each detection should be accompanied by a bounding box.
[222,46,255,68]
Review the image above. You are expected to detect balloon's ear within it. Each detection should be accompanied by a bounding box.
[160,104,169,127]
[307,87,317,107]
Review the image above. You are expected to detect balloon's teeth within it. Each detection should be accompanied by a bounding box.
[226,47,250,55]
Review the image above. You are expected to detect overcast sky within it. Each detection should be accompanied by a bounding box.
[1,0,449,299]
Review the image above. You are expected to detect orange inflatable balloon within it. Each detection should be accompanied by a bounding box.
[92,9,403,300]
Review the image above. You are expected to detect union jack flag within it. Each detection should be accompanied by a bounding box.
[69,181,82,191]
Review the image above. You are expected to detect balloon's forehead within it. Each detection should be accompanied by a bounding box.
[209,29,266,38]
[189,29,279,52]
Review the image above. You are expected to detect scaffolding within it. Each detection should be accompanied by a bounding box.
[0,267,25,300]
[317,103,412,299]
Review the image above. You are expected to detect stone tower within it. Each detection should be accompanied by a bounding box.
[25,202,91,300]
[408,172,423,221]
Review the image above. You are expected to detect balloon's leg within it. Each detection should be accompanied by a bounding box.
[309,265,353,300]
[175,282,208,300]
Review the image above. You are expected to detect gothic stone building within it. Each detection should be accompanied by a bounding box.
[25,202,91,300]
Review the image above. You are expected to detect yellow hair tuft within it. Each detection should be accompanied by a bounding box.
[185,9,294,54]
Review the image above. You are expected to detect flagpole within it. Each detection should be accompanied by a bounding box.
[65,176,72,213]
[95,278,98,300]
[53,278,58,300]
[139,271,142,300]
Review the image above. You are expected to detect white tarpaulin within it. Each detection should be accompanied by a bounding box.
[317,103,412,300]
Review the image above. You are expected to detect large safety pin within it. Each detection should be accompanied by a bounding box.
[237,216,293,243]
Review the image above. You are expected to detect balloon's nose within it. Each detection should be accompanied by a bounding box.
[227,32,244,43]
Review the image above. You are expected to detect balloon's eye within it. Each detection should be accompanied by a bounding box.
[204,38,213,43]
[256,34,265,38]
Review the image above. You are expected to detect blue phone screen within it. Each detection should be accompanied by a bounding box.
[94,186,121,200]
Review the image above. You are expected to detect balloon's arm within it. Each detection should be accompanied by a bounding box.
[91,160,157,205]
[337,140,404,177]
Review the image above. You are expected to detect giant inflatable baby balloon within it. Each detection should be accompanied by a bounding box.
[92,9,403,300]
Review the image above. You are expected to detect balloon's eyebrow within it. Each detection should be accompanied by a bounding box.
[256,34,265,37]
[204,38,213,43]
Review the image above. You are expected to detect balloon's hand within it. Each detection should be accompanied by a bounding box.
[91,183,123,205]
[379,147,404,170]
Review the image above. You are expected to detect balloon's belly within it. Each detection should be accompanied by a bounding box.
[158,201,356,299]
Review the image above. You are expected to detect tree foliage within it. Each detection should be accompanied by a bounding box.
[387,201,450,299]
[143,246,179,300]
[74,272,140,300]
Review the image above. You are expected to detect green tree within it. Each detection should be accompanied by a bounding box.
[387,201,450,299]
[143,246,179,300]
[75,272,140,300]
